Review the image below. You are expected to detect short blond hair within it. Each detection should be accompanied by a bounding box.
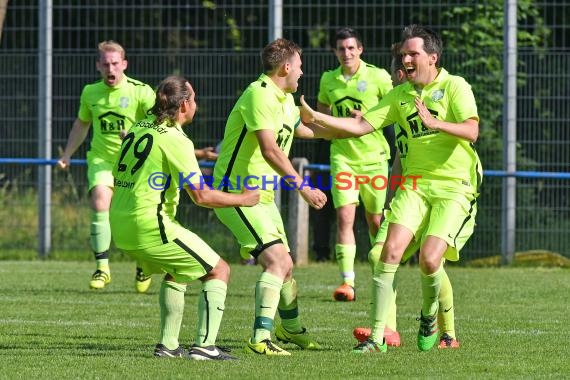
[97,40,126,60]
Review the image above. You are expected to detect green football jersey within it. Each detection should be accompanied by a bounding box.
[213,74,300,203]
[78,75,155,162]
[110,119,202,250]
[363,68,482,194]
[317,61,393,164]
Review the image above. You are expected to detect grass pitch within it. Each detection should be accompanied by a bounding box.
[0,261,568,379]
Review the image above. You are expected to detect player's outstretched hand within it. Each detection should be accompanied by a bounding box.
[299,95,316,125]
[196,146,219,161]
[298,186,327,210]
[240,187,260,207]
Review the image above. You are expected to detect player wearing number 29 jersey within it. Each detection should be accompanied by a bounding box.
[109,76,259,359]
[110,119,201,250]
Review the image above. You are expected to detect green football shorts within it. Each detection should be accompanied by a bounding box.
[86,152,114,191]
[214,201,289,260]
[330,159,388,213]
[386,180,477,262]
[118,224,220,283]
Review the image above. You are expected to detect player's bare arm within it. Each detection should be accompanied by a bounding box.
[299,95,375,138]
[294,122,338,140]
[414,98,479,142]
[57,119,91,169]
[195,146,219,161]
[185,185,259,208]
[256,129,327,210]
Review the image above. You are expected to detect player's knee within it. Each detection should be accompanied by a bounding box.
[418,254,442,275]
[214,258,231,282]
[381,241,404,263]
[204,258,230,283]
[280,253,294,274]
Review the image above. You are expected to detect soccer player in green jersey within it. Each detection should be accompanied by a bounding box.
[110,76,259,360]
[213,38,328,356]
[301,24,481,353]
[353,42,460,349]
[317,28,393,305]
[57,41,156,292]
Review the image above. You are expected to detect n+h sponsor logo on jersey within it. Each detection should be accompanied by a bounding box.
[334,96,363,117]
[98,111,126,134]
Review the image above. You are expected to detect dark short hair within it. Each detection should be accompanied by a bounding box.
[333,27,362,48]
[402,24,443,63]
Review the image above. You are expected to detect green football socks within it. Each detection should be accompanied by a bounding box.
[420,264,443,317]
[368,244,382,273]
[438,268,456,338]
[90,211,111,266]
[371,261,398,342]
[335,243,356,287]
[252,272,283,343]
[159,280,187,350]
[196,279,227,347]
[368,245,398,332]
[278,278,302,333]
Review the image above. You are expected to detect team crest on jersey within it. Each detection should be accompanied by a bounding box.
[431,89,445,101]
[119,97,130,108]
[357,81,367,92]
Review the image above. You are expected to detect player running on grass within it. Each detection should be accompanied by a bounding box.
[300,24,481,353]
[109,76,259,360]
[316,27,393,303]
[213,38,330,356]
[352,41,461,349]
[57,40,157,293]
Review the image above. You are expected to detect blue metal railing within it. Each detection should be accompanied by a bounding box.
[2,158,570,179]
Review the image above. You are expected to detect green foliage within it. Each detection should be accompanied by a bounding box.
[439,2,567,258]
[1,262,569,378]
[225,16,242,51]
[441,1,548,170]
[307,25,328,48]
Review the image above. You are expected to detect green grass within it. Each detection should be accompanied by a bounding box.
[1,261,568,379]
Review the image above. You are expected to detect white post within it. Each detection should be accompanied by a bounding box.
[268,0,283,42]
[38,0,53,257]
[502,0,517,265]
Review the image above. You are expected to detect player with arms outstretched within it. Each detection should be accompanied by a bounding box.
[353,41,461,349]
[301,25,481,353]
